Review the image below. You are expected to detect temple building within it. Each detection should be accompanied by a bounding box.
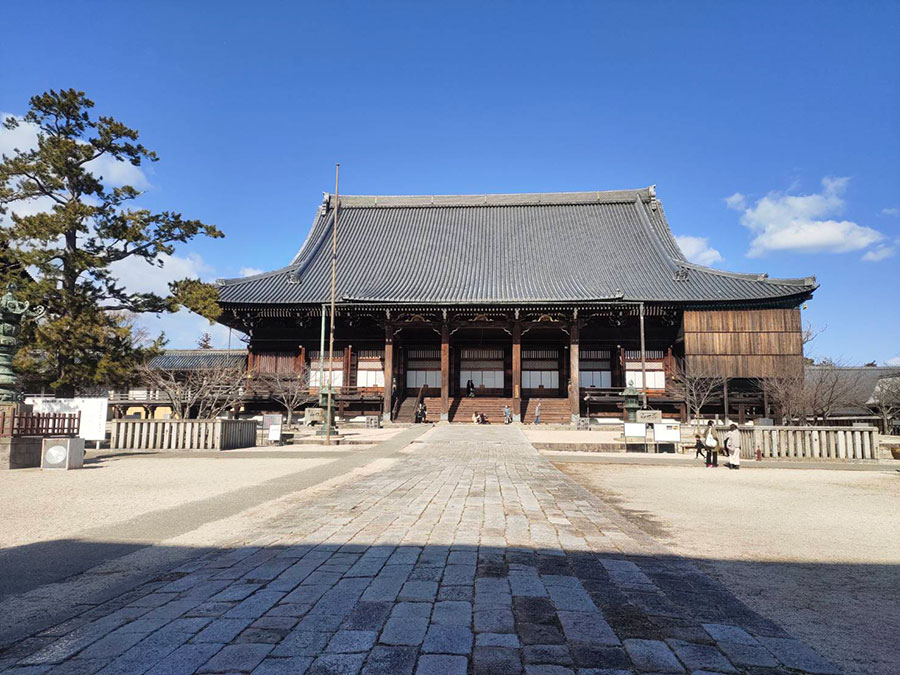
[216,187,817,424]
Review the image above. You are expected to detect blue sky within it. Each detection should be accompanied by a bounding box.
[1,1,898,364]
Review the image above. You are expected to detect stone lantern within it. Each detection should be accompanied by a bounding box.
[622,381,641,423]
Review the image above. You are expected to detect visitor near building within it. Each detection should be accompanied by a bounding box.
[534,402,541,425]
[724,423,741,470]
[704,420,718,467]
[466,378,475,398]
[694,433,705,460]
[503,404,511,424]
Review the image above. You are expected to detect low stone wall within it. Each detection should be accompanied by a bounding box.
[1,437,42,469]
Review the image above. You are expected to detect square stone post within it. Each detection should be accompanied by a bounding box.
[440,323,450,421]
[512,322,522,422]
[383,324,393,422]
[569,321,580,423]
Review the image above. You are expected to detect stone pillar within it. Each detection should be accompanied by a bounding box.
[512,322,522,422]
[440,323,450,421]
[383,324,393,422]
[569,322,580,423]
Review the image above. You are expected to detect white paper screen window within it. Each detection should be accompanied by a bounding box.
[522,371,559,389]
[625,371,665,389]
[407,370,441,388]
[310,369,344,387]
[459,370,504,388]
[579,370,612,388]
[356,370,385,387]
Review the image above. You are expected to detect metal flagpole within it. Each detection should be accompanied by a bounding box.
[639,302,648,408]
[318,304,326,406]
[325,164,340,445]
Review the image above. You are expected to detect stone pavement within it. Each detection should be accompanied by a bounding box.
[0,425,840,674]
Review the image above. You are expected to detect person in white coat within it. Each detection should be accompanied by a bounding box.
[724,423,741,470]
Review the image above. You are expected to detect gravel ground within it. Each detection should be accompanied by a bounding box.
[556,461,900,675]
[0,453,336,549]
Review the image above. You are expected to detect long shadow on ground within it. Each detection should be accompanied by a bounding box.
[0,538,861,674]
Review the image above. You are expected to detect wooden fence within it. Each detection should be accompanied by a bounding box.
[0,411,80,438]
[712,425,879,460]
[109,419,258,451]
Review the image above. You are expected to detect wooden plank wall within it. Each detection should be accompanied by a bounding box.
[684,308,803,378]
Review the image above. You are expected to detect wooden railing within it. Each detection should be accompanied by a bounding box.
[712,425,879,461]
[0,411,80,438]
[109,419,258,451]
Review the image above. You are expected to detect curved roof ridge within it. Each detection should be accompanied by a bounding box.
[676,260,817,287]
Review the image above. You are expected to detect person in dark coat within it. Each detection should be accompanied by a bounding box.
[466,379,475,397]
[694,433,705,460]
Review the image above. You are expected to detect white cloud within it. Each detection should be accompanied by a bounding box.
[861,245,895,262]
[881,207,899,217]
[240,267,264,277]
[0,112,149,189]
[111,253,214,296]
[724,193,747,211]
[728,177,885,258]
[110,253,245,349]
[142,309,239,349]
[674,235,723,266]
[886,356,900,367]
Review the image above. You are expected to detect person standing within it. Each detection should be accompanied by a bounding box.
[534,402,541,425]
[704,420,718,467]
[724,423,742,469]
[503,404,511,424]
[466,378,475,398]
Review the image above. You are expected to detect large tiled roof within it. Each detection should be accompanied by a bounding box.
[148,349,247,371]
[218,188,817,306]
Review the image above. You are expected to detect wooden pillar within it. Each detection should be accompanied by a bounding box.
[298,346,306,375]
[723,378,730,423]
[512,322,522,422]
[569,322,580,422]
[383,324,393,421]
[343,345,352,391]
[440,324,450,421]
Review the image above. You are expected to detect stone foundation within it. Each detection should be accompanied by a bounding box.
[0,436,42,469]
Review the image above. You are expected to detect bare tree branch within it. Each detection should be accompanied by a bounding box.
[251,368,314,427]
[137,361,246,420]
[668,359,725,427]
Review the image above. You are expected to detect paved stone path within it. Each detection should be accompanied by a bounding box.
[0,426,839,674]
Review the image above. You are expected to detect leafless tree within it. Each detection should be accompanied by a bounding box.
[252,368,314,427]
[869,374,900,435]
[137,361,246,419]
[756,374,806,425]
[804,361,869,424]
[668,360,725,427]
[761,360,869,425]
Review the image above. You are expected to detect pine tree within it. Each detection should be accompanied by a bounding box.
[0,89,223,395]
[197,332,214,350]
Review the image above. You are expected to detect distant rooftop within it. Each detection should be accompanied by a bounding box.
[148,349,247,371]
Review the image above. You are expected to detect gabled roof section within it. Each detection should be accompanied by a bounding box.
[218,187,817,306]
[148,349,247,371]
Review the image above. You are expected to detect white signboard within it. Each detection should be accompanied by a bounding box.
[267,424,282,442]
[26,397,108,441]
[652,422,681,443]
[624,422,647,439]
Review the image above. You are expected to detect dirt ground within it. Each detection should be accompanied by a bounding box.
[0,452,337,549]
[557,461,900,675]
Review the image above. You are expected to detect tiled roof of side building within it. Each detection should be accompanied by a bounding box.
[148,349,248,370]
[217,187,817,306]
